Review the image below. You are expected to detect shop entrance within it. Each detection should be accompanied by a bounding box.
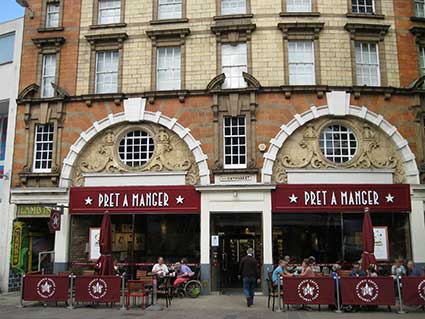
[210,213,262,293]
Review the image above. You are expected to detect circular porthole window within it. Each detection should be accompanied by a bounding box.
[319,124,357,164]
[118,130,155,167]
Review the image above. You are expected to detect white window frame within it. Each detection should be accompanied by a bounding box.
[158,0,182,20]
[351,0,375,14]
[288,40,315,85]
[419,46,425,76]
[416,0,425,18]
[32,123,54,173]
[98,0,121,25]
[221,43,247,89]
[46,2,60,28]
[0,32,15,64]
[286,0,312,12]
[223,116,247,169]
[156,46,181,90]
[355,42,380,86]
[319,124,358,164]
[221,0,246,16]
[118,130,155,167]
[95,50,119,94]
[41,54,57,98]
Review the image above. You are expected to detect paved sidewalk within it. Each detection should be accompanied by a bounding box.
[0,292,424,319]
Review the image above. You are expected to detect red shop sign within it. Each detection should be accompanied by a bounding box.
[272,184,411,212]
[283,277,335,305]
[74,276,121,303]
[70,186,200,214]
[23,275,70,302]
[340,277,395,306]
[401,277,425,305]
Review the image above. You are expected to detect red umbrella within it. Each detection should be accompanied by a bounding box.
[361,207,376,272]
[95,211,114,275]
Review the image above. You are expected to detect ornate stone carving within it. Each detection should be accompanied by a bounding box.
[71,123,200,186]
[272,117,406,184]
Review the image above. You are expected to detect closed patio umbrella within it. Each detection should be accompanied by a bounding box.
[361,207,376,272]
[95,211,114,276]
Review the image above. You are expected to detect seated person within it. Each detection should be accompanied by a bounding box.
[309,256,321,273]
[391,259,407,277]
[350,262,366,277]
[300,259,315,277]
[173,259,194,288]
[152,257,169,277]
[367,264,378,277]
[272,260,292,286]
[407,260,424,277]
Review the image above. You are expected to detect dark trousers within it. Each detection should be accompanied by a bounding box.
[243,277,256,298]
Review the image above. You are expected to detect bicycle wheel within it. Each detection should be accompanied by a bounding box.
[185,280,201,298]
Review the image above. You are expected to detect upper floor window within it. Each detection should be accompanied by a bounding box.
[46,2,60,28]
[95,50,119,93]
[355,42,380,86]
[0,32,15,64]
[98,0,121,25]
[41,54,57,98]
[224,116,246,169]
[157,47,181,90]
[287,0,312,12]
[351,0,374,14]
[320,124,358,164]
[222,43,247,89]
[221,0,246,15]
[158,0,182,19]
[33,123,54,173]
[288,40,315,85]
[119,130,155,167]
[419,46,425,76]
[415,0,425,18]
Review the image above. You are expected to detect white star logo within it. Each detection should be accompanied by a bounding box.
[92,282,104,294]
[40,282,52,294]
[176,195,184,204]
[85,196,93,206]
[385,193,394,203]
[289,194,298,204]
[361,283,374,297]
[303,283,315,296]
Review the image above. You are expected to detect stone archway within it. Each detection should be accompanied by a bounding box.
[60,98,210,187]
[261,91,420,184]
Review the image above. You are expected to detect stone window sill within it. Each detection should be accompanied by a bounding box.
[89,23,127,30]
[346,13,385,20]
[213,14,254,20]
[150,18,189,25]
[37,27,64,33]
[212,168,259,175]
[279,12,320,17]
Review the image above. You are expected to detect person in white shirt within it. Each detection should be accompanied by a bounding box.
[152,257,169,277]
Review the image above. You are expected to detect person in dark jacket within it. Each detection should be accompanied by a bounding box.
[239,247,259,307]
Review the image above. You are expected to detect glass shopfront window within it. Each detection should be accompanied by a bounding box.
[70,214,200,265]
[272,213,411,265]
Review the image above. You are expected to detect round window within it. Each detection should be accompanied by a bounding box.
[118,130,154,167]
[319,124,357,163]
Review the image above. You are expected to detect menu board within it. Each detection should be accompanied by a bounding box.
[89,228,101,261]
[373,227,389,261]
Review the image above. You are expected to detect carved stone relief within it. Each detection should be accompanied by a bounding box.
[272,117,406,184]
[71,122,200,186]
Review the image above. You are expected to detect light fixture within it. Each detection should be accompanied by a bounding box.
[16,0,35,19]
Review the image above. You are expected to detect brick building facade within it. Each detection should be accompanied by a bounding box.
[6,0,425,293]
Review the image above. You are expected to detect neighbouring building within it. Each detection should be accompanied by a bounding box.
[0,17,23,293]
[8,0,425,294]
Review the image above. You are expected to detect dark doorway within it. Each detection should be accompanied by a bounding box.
[210,213,262,293]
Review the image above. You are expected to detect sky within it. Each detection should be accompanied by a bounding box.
[0,0,25,24]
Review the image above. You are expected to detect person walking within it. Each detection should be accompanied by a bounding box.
[239,248,259,307]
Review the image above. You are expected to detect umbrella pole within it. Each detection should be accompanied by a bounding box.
[131,214,135,280]
[396,276,406,314]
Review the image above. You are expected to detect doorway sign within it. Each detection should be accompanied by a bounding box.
[272,184,411,212]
